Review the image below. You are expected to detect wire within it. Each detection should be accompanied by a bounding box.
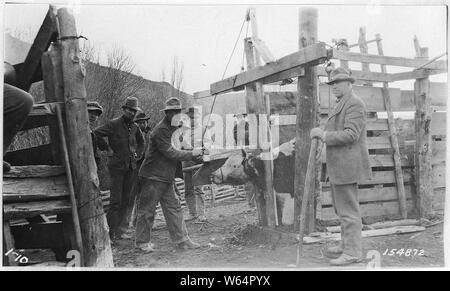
[202,15,248,147]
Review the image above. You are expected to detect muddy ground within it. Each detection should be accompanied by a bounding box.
[112,196,445,269]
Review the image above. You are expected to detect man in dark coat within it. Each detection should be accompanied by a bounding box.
[310,67,371,266]
[134,97,204,253]
[94,97,144,240]
[119,111,151,238]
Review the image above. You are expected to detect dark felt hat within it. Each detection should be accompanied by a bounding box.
[87,101,103,115]
[326,67,355,85]
[122,96,141,111]
[161,97,183,111]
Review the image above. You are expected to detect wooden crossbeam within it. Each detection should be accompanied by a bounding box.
[210,42,329,95]
[16,6,58,91]
[331,48,447,71]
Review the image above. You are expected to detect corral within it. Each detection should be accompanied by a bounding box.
[1,5,447,268]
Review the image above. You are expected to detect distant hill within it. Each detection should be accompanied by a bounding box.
[4,33,193,128]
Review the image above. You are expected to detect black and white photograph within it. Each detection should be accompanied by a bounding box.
[0,0,448,273]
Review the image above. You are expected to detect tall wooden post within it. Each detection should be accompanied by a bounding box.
[358,27,372,86]
[294,7,318,232]
[414,43,433,219]
[246,8,277,227]
[57,8,114,267]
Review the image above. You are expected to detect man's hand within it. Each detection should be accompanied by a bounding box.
[310,127,325,140]
[192,149,203,157]
[279,138,295,156]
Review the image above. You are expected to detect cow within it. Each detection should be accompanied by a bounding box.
[208,139,297,225]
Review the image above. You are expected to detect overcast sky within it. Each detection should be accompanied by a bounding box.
[2,1,447,94]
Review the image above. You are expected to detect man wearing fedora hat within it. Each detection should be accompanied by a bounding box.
[87,101,108,166]
[310,67,371,266]
[134,97,204,252]
[94,96,145,240]
[118,111,152,237]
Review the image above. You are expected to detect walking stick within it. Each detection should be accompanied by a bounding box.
[296,137,321,267]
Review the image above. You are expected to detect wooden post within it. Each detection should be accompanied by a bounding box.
[296,138,319,265]
[42,45,62,165]
[244,35,277,227]
[57,8,114,267]
[294,7,318,233]
[338,39,349,69]
[375,34,408,219]
[358,27,372,86]
[42,41,84,263]
[414,44,433,219]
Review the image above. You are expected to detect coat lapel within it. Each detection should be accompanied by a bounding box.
[327,92,352,121]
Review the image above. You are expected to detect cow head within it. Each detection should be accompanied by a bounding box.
[211,149,255,185]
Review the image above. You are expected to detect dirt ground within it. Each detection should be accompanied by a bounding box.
[112,196,445,269]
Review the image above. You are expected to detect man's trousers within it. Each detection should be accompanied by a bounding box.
[135,177,189,245]
[108,168,134,237]
[331,183,363,258]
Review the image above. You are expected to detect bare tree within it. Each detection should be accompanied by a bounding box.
[169,55,185,97]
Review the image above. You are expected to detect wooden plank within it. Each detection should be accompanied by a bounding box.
[430,111,446,136]
[3,165,65,178]
[432,163,446,189]
[58,8,113,267]
[321,185,413,206]
[3,200,72,220]
[16,7,58,91]
[331,48,447,71]
[322,170,412,187]
[210,42,328,95]
[369,154,410,167]
[4,144,55,166]
[414,47,434,219]
[294,7,318,233]
[367,136,392,149]
[401,82,447,108]
[303,225,425,244]
[389,69,445,82]
[432,140,446,165]
[321,200,415,221]
[319,85,406,112]
[2,176,69,203]
[367,119,389,131]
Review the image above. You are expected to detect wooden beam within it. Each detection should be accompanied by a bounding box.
[16,6,58,91]
[376,34,408,219]
[2,165,65,178]
[331,49,447,71]
[414,46,434,219]
[210,42,328,95]
[294,7,318,233]
[252,38,276,63]
[389,69,444,82]
[57,8,114,267]
[3,200,72,220]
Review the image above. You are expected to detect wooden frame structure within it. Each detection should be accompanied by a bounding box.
[207,7,446,232]
[3,6,113,267]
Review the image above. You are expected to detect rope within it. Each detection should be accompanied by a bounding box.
[202,15,248,147]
